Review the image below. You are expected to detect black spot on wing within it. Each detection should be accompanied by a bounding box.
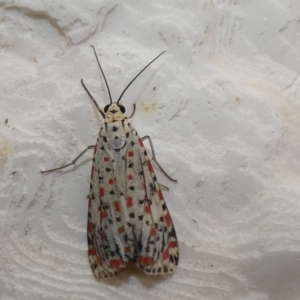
[174,254,179,265]
[149,183,156,192]
[170,254,176,264]
[124,235,128,243]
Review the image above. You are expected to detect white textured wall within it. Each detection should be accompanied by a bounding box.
[1,1,300,299]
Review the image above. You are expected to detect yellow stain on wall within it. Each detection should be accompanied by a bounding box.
[0,142,9,158]
[140,101,157,113]
[0,142,9,174]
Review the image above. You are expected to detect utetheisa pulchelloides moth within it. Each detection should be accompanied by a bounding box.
[42,46,179,279]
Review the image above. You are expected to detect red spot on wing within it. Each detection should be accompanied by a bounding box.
[128,174,133,180]
[164,214,171,227]
[100,188,105,197]
[138,138,144,147]
[100,211,106,219]
[126,197,133,207]
[169,241,177,248]
[163,248,169,261]
[139,256,155,265]
[144,205,151,214]
[147,160,154,173]
[118,227,125,234]
[114,201,121,212]
[103,157,109,162]
[110,259,123,268]
[87,222,93,233]
[89,248,96,256]
[108,178,114,184]
[157,189,164,200]
[124,246,131,253]
[128,151,134,157]
[150,227,156,236]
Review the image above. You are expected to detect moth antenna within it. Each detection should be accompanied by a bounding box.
[117,51,166,104]
[81,79,105,119]
[91,45,112,104]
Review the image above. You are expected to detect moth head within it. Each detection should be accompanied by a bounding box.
[104,102,126,122]
[83,46,166,122]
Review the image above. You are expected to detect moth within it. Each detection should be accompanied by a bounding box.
[42,46,179,278]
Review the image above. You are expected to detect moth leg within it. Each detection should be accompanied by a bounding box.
[159,183,170,191]
[141,136,177,182]
[41,145,95,174]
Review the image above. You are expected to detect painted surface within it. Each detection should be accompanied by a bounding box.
[1,1,300,299]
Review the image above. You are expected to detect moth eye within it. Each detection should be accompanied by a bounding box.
[119,105,126,114]
[104,105,110,113]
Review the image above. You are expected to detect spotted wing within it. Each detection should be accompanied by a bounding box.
[87,128,129,279]
[87,124,178,279]
[126,129,179,275]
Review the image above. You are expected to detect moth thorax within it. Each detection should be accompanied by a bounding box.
[107,122,126,150]
[105,113,125,122]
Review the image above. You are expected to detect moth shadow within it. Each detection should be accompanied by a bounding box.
[101,263,172,288]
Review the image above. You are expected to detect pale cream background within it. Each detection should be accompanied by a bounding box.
[1,1,300,299]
